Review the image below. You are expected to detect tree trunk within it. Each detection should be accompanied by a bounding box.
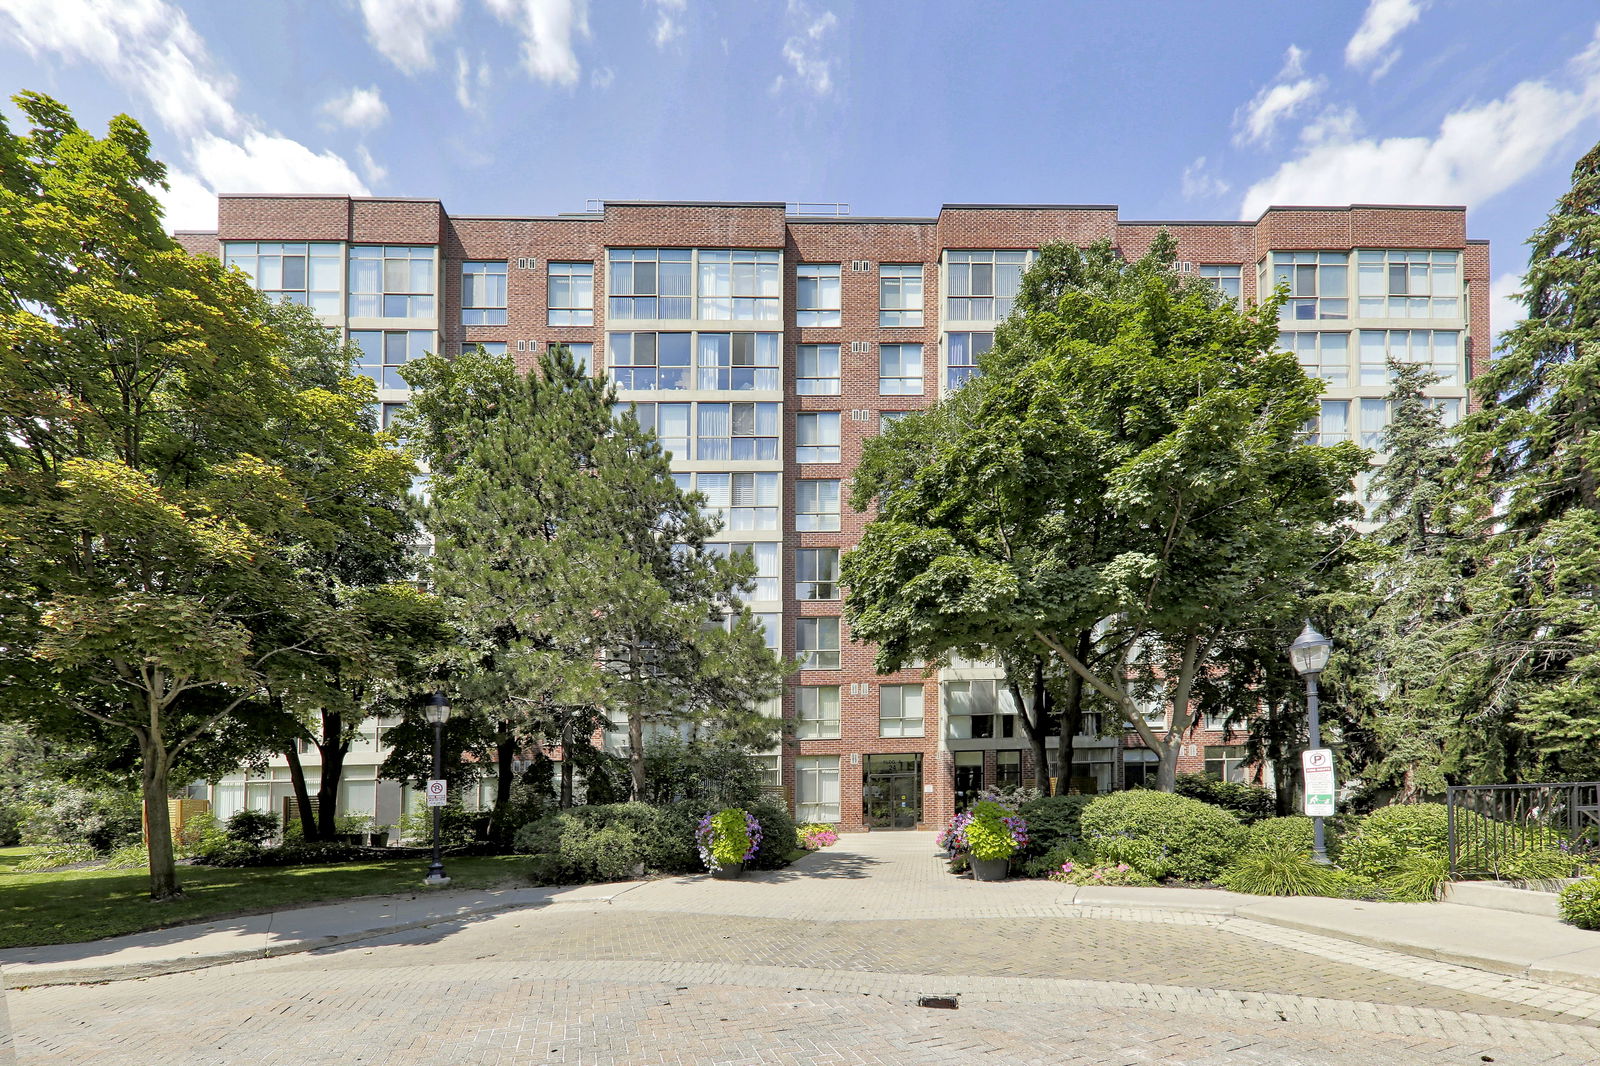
[283,742,318,841]
[628,644,646,801]
[140,742,182,901]
[1057,632,1090,793]
[559,715,575,809]
[1154,739,1180,793]
[490,719,515,838]
[315,710,346,840]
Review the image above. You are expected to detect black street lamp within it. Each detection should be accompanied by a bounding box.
[1288,620,1334,865]
[424,691,451,887]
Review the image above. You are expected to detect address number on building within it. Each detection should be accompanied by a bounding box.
[426,779,448,807]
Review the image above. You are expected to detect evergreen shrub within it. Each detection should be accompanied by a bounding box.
[1079,790,1244,881]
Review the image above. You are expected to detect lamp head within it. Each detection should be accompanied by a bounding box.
[1288,620,1332,676]
[424,691,451,725]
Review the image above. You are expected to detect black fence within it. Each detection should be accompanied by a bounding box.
[1446,782,1600,878]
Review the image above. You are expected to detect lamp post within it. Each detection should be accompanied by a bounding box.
[424,691,451,886]
[1288,620,1334,865]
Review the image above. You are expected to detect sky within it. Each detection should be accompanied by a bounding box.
[3,0,1599,340]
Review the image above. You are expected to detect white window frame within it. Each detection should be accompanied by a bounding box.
[547,261,595,325]
[795,411,841,463]
[879,684,925,738]
[795,756,840,822]
[879,263,925,327]
[461,260,508,325]
[797,685,841,739]
[795,479,841,532]
[796,617,841,670]
[796,264,842,326]
[796,344,842,395]
[878,343,924,395]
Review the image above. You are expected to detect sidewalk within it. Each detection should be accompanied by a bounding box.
[5,832,1599,994]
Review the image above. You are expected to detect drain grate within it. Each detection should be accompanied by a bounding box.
[917,996,959,1010]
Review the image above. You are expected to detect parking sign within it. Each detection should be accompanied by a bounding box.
[426,779,448,807]
[1301,748,1335,817]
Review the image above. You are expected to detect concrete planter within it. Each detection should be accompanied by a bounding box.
[710,862,745,880]
[971,857,1010,882]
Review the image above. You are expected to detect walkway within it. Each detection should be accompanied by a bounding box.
[6,831,1600,1064]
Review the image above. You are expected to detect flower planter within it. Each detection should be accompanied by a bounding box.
[710,862,744,880]
[971,857,1010,882]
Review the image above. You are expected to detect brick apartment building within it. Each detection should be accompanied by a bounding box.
[174,196,1489,834]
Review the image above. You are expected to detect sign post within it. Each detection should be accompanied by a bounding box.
[1301,748,1336,817]
[426,778,448,808]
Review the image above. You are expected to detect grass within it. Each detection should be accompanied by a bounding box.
[0,853,533,950]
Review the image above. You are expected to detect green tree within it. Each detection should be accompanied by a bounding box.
[400,344,783,820]
[0,94,401,898]
[845,235,1363,790]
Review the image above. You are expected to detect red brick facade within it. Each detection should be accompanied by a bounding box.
[185,196,1489,832]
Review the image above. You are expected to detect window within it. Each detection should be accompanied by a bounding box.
[996,749,1022,788]
[751,753,781,789]
[946,331,992,389]
[796,617,841,670]
[695,472,779,531]
[879,264,924,327]
[696,402,780,460]
[461,340,508,356]
[796,547,839,600]
[879,344,924,395]
[607,248,693,320]
[709,541,779,601]
[879,411,911,433]
[1269,252,1348,322]
[224,242,341,313]
[797,685,841,738]
[607,332,692,390]
[375,402,408,441]
[1357,250,1460,319]
[1282,332,1349,387]
[348,245,435,319]
[945,680,1018,740]
[1310,400,1349,446]
[796,344,841,395]
[350,330,432,389]
[460,261,508,325]
[693,332,779,390]
[1204,744,1249,783]
[879,684,925,738]
[698,250,781,320]
[796,264,841,326]
[1359,330,1461,386]
[795,479,841,531]
[947,250,1028,321]
[1199,264,1242,305]
[552,340,594,375]
[1360,397,1389,449]
[1123,749,1160,789]
[795,756,840,822]
[547,261,594,325]
[1430,397,1462,428]
[795,411,841,463]
[617,401,691,457]
[1129,696,1167,729]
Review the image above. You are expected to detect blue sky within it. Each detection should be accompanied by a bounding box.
[3,0,1600,338]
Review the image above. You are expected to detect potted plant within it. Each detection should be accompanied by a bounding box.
[696,807,762,879]
[334,814,375,846]
[962,800,1030,881]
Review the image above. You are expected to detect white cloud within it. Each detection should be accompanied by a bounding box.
[320,86,389,130]
[1241,26,1600,218]
[1181,157,1231,201]
[485,0,589,86]
[454,49,493,112]
[354,0,462,73]
[772,3,838,97]
[1234,46,1324,147]
[590,65,615,89]
[355,145,388,185]
[1346,0,1428,78]
[1490,271,1526,342]
[650,0,685,48]
[0,0,369,227]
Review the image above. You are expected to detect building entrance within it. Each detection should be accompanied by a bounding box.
[863,754,922,829]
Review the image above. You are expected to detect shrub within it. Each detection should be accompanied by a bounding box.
[1496,846,1583,883]
[1218,843,1345,897]
[192,841,372,867]
[964,800,1029,861]
[1381,850,1453,902]
[15,785,142,852]
[1079,790,1245,882]
[13,843,98,871]
[512,802,703,883]
[1242,816,1342,859]
[1339,803,1450,879]
[745,799,797,870]
[696,808,760,871]
[1560,873,1600,930]
[226,809,280,848]
[1019,841,1094,879]
[1174,774,1275,825]
[398,802,479,848]
[640,737,765,808]
[1050,859,1156,887]
[797,823,839,850]
[103,844,148,869]
[1017,795,1092,853]
[566,823,647,880]
[175,810,233,861]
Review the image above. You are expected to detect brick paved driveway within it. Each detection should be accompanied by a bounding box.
[8,831,1600,1064]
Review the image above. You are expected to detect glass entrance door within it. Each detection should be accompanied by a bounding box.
[863,754,922,829]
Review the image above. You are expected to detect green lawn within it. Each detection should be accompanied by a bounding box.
[0,853,533,949]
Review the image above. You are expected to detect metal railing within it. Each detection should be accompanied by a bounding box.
[1446,781,1600,877]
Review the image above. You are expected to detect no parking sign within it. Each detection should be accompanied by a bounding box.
[426,779,448,807]
[1302,748,1335,817]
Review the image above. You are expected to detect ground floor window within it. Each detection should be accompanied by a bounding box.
[1123,748,1160,789]
[1069,748,1116,794]
[795,756,840,822]
[750,753,780,789]
[1205,744,1250,783]
[996,749,1023,789]
[953,751,983,812]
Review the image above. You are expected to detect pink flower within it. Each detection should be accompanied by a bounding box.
[1115,863,1130,872]
[1060,861,1074,873]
